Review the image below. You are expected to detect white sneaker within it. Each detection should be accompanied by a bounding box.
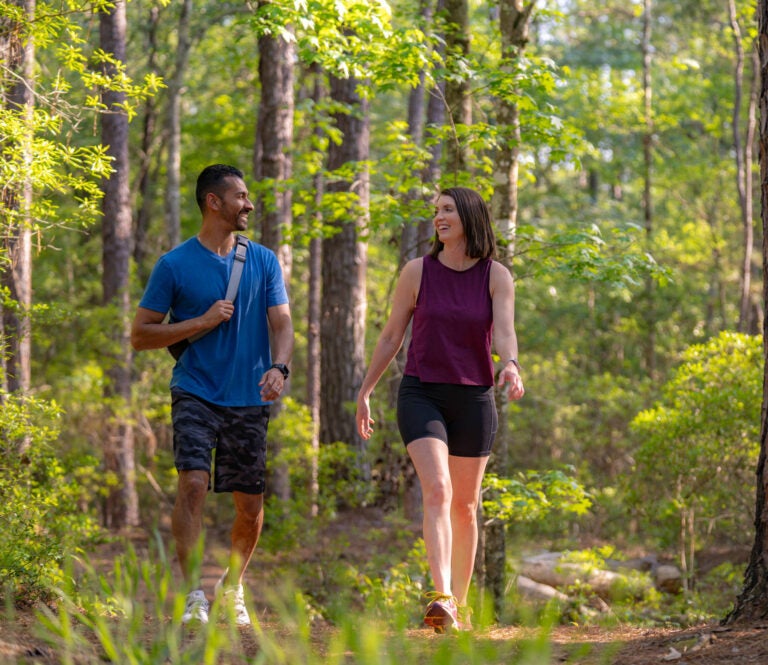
[181,589,209,625]
[215,569,251,627]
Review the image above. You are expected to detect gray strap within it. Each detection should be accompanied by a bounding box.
[188,235,248,344]
[224,234,248,302]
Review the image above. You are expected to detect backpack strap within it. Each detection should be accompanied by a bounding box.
[224,234,248,302]
[170,235,249,354]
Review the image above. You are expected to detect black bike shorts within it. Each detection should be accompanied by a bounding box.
[396,375,497,458]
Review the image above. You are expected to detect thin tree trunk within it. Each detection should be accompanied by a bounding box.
[1,0,34,406]
[420,0,446,253]
[164,0,193,250]
[134,4,161,279]
[481,0,536,619]
[308,197,323,516]
[747,47,762,334]
[726,0,768,624]
[320,71,369,458]
[444,0,471,176]
[729,0,754,333]
[100,0,139,529]
[641,0,656,377]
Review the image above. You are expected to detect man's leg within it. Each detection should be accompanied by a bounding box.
[171,469,210,586]
[225,491,265,585]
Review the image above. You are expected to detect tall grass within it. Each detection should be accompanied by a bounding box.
[28,536,612,664]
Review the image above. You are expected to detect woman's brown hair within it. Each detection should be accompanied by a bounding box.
[429,187,497,260]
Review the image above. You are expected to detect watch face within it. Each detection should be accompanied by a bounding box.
[272,363,289,378]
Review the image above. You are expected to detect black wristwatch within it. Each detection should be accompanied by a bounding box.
[270,363,290,379]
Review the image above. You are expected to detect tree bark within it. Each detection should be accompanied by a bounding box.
[133,4,161,280]
[641,0,657,377]
[100,0,139,529]
[731,0,759,333]
[421,0,446,252]
[164,0,193,250]
[725,0,768,624]
[444,0,471,175]
[305,63,324,516]
[255,6,295,503]
[480,0,536,618]
[0,0,34,403]
[320,70,369,456]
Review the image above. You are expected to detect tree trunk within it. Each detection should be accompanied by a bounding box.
[726,0,768,624]
[480,0,536,618]
[164,0,193,250]
[320,71,369,457]
[0,0,34,404]
[747,47,762,334]
[444,0,471,175]
[735,10,759,332]
[100,0,139,529]
[306,64,324,516]
[255,9,295,504]
[641,0,657,377]
[421,0,446,252]
[133,4,160,280]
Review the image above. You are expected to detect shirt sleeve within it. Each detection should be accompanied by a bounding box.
[138,257,175,315]
[265,251,289,308]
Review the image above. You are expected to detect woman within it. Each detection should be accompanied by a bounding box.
[356,187,525,632]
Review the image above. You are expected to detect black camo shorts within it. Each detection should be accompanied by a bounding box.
[170,387,270,494]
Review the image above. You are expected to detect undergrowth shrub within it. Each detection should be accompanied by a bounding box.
[0,389,104,605]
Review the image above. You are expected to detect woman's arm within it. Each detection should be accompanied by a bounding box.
[356,258,422,439]
[490,261,525,401]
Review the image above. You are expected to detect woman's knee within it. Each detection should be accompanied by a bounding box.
[452,497,479,526]
[422,476,452,510]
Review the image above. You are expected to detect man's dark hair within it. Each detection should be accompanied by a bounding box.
[429,187,497,260]
[195,164,245,212]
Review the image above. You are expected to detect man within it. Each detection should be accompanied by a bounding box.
[131,164,294,627]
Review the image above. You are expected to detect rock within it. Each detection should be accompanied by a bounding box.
[516,575,569,602]
[654,564,683,594]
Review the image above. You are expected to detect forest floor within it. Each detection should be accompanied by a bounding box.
[1,506,767,664]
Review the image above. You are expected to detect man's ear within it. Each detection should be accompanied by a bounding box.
[206,192,220,210]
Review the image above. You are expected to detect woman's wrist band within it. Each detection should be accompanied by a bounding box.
[506,358,521,372]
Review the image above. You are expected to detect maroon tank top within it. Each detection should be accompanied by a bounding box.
[404,255,494,385]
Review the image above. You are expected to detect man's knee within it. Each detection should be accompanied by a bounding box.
[177,470,210,506]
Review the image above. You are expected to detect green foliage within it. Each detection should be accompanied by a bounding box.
[0,389,104,605]
[260,398,377,551]
[630,332,761,558]
[0,0,164,250]
[482,469,592,525]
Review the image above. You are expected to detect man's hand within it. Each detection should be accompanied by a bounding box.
[200,299,235,329]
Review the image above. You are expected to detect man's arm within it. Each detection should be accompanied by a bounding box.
[266,303,294,366]
[130,301,235,351]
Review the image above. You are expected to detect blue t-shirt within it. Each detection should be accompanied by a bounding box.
[139,237,289,406]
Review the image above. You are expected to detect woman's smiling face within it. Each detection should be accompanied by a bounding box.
[433,195,464,243]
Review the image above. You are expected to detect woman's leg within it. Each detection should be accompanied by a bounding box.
[448,455,490,605]
[407,437,453,595]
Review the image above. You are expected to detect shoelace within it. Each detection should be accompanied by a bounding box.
[424,591,457,605]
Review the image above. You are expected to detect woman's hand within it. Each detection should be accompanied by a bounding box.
[356,395,375,440]
[498,363,525,401]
